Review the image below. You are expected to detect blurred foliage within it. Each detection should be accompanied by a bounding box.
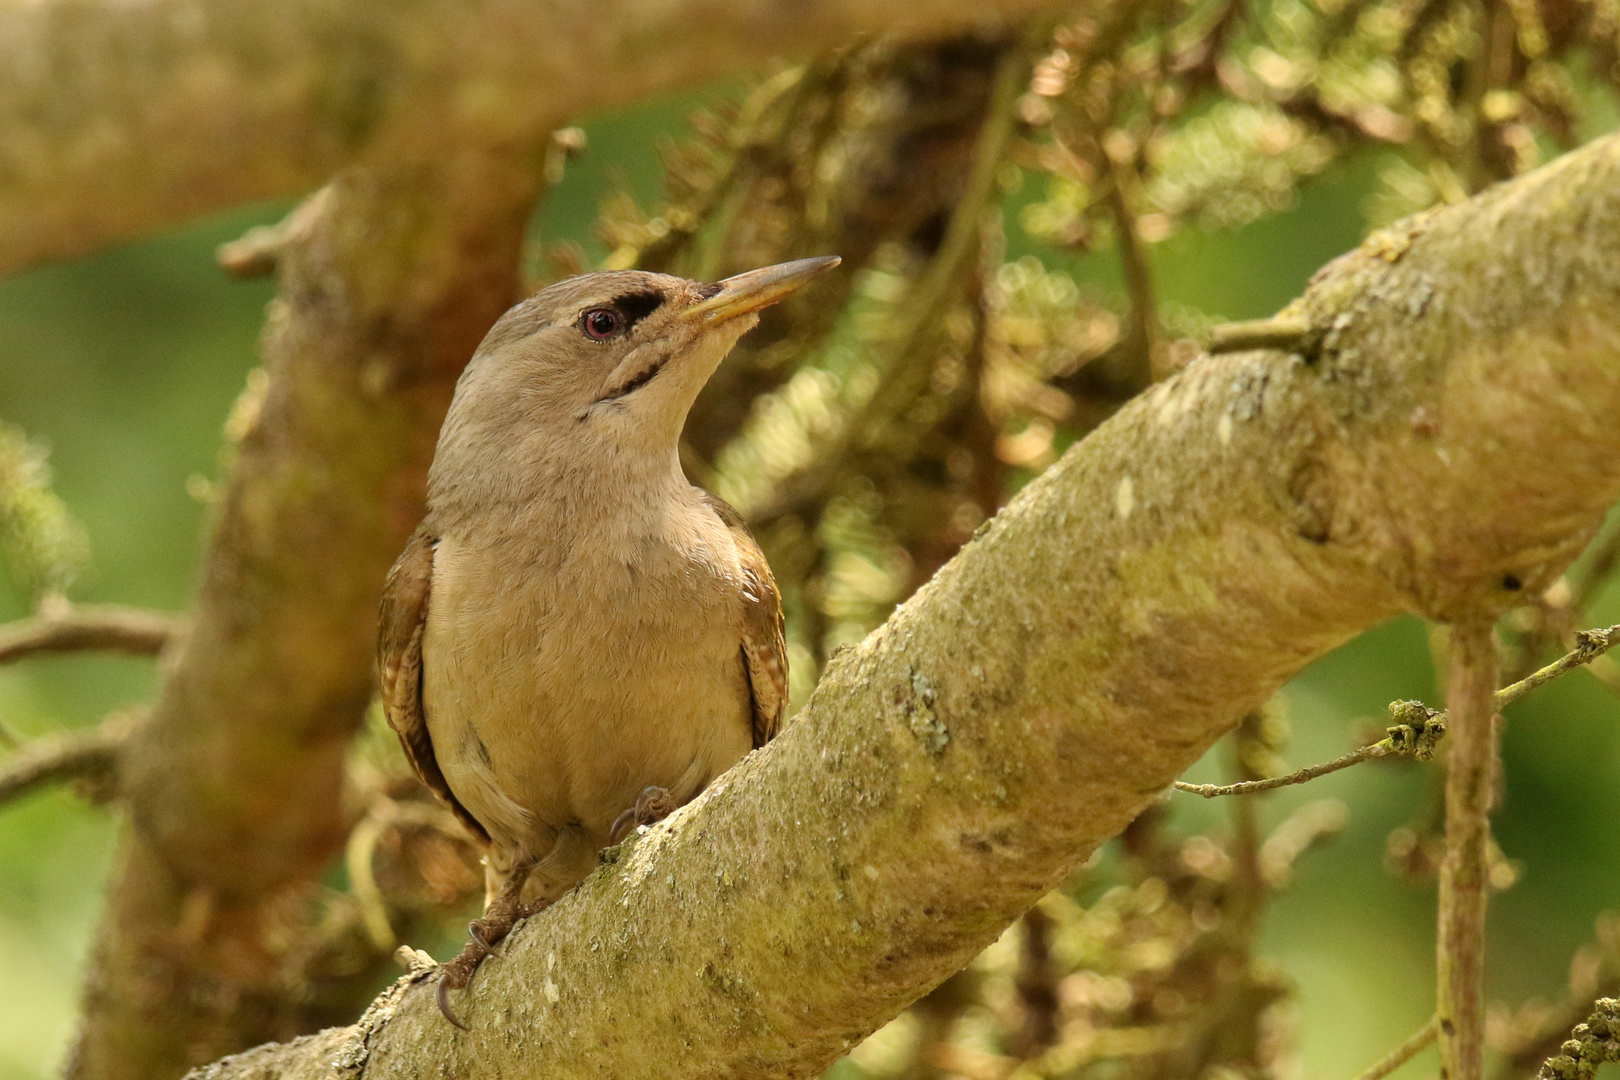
[4,1,1620,1078]
[0,423,89,608]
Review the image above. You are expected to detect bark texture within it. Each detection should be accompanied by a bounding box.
[1437,623,1499,1080]
[185,133,1620,1080]
[0,0,1060,277]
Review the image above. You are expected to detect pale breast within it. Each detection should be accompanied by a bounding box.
[420,498,756,870]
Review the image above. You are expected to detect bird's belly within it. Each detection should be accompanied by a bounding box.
[420,540,754,865]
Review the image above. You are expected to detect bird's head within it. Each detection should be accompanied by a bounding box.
[438,257,840,474]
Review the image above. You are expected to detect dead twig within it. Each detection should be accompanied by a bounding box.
[1206,313,1315,355]
[0,713,135,807]
[1496,624,1620,707]
[1348,1014,1439,1080]
[0,604,181,665]
[1175,704,1445,798]
[1176,625,1618,799]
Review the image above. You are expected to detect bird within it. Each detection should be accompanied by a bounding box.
[377,255,839,1027]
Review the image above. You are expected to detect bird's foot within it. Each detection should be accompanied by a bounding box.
[609,785,677,843]
[435,894,549,1028]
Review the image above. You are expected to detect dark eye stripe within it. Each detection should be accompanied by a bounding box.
[613,290,664,327]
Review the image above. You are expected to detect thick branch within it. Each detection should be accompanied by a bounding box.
[0,0,1064,277]
[187,134,1620,1080]
[0,605,180,664]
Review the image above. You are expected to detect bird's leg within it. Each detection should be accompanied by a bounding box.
[436,865,550,1028]
[609,785,678,844]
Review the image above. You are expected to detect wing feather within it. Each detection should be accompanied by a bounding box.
[700,492,788,748]
[377,523,490,844]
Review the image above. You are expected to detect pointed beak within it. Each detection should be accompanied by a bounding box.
[683,256,842,323]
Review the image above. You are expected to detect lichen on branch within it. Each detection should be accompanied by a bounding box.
[184,132,1620,1080]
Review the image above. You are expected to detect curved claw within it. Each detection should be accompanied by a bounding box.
[467,921,502,959]
[610,785,677,844]
[437,972,470,1030]
[609,806,639,844]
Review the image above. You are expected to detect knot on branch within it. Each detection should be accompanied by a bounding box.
[904,667,949,756]
[1385,702,1446,760]
[1538,997,1620,1079]
[1573,627,1620,664]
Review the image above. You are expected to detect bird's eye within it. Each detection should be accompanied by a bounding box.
[581,307,623,340]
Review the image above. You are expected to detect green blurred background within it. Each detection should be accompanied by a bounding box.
[1,87,1617,1080]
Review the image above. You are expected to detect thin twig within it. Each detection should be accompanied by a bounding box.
[1012,905,1059,1056]
[1437,620,1498,1080]
[1348,1014,1439,1080]
[0,714,134,806]
[1495,624,1620,707]
[1175,625,1617,799]
[1175,704,1444,798]
[0,604,182,665]
[1175,744,1391,797]
[346,799,399,952]
[1103,155,1157,389]
[1207,313,1315,354]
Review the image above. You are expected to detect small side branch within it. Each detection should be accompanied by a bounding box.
[1437,620,1499,1080]
[0,604,182,665]
[0,715,132,806]
[1175,624,1617,800]
[1496,624,1620,707]
[1349,1014,1439,1080]
[1174,705,1445,798]
[1175,744,1389,797]
[1207,312,1314,355]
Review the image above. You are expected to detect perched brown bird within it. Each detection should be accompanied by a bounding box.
[378,256,838,1025]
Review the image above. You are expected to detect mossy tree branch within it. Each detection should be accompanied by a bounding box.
[184,133,1620,1080]
[0,0,1067,278]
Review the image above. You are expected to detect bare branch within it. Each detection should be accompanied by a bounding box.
[0,604,180,665]
[179,132,1620,1080]
[1348,1015,1438,1080]
[1177,622,1619,799]
[1496,624,1620,707]
[1175,705,1444,798]
[0,715,133,807]
[1103,158,1157,389]
[0,0,1066,277]
[1176,743,1391,798]
[1437,620,1499,1080]
[1207,313,1315,355]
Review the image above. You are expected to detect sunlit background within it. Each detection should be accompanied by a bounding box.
[3,60,1619,1080]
